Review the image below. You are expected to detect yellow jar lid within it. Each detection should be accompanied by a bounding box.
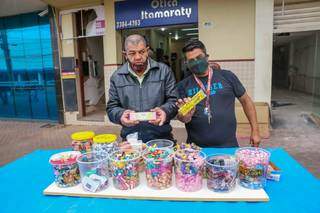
[71,131,95,141]
[93,134,117,144]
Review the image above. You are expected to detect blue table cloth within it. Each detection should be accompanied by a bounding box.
[0,148,319,213]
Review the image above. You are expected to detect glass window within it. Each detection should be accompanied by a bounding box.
[0,12,58,121]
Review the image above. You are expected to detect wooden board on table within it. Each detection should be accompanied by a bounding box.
[44,174,269,202]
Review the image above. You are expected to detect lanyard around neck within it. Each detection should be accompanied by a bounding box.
[193,67,213,112]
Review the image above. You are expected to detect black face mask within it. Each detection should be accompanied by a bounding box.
[186,56,209,75]
[129,59,148,72]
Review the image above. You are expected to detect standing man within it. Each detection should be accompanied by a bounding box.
[106,34,177,142]
[288,65,298,91]
[176,40,261,147]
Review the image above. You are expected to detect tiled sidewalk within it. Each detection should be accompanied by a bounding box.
[0,120,319,178]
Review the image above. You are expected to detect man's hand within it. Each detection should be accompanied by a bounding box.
[250,130,261,147]
[176,98,195,123]
[120,110,139,127]
[149,107,167,126]
[238,93,261,147]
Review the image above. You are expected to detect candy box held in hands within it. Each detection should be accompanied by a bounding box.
[129,112,156,121]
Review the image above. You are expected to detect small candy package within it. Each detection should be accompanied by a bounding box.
[267,162,281,181]
[178,90,206,116]
[129,112,157,121]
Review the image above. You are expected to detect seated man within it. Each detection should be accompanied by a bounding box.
[106,34,177,142]
[176,40,261,147]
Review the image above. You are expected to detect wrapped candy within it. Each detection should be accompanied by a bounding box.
[236,147,270,189]
[109,150,140,190]
[174,149,206,192]
[92,134,118,154]
[174,142,201,151]
[206,154,238,192]
[49,151,81,187]
[143,147,173,190]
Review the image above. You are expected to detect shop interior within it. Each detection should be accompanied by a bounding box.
[271,30,320,129]
[74,8,106,121]
[121,24,199,82]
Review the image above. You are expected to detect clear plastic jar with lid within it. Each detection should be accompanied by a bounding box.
[71,131,95,153]
[92,134,117,154]
[49,151,81,187]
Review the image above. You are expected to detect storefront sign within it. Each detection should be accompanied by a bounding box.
[115,0,198,30]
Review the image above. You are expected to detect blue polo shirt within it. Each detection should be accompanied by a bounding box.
[177,69,246,147]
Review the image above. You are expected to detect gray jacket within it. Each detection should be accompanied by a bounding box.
[106,58,178,142]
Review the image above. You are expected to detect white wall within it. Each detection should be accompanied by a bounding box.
[254,0,274,103]
[198,0,255,59]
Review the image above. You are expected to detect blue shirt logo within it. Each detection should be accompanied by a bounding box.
[187,82,223,97]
